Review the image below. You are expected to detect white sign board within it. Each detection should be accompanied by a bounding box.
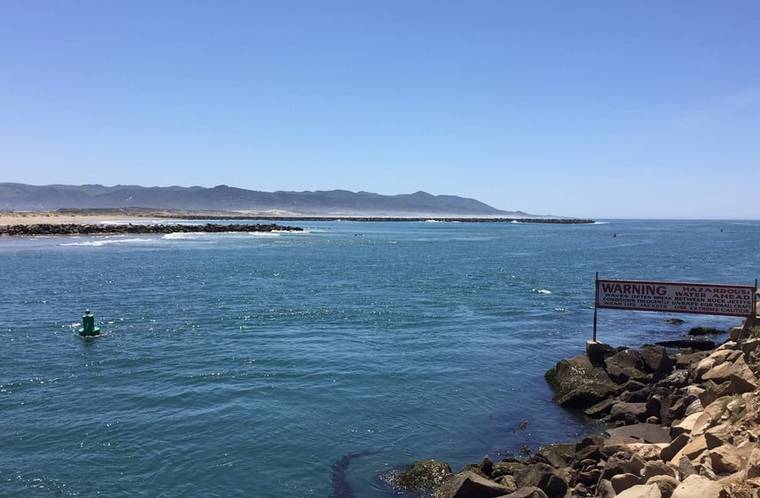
[597,279,755,317]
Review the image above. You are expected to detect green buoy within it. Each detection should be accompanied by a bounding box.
[78,309,101,337]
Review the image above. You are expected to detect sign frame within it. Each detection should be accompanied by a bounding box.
[592,273,758,342]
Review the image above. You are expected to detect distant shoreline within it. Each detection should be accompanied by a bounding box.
[0,209,595,226]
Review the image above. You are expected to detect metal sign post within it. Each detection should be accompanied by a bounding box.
[592,272,599,342]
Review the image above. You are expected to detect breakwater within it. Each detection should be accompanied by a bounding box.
[392,318,760,497]
[0,222,303,236]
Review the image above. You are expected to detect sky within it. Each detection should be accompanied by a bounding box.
[1,1,759,219]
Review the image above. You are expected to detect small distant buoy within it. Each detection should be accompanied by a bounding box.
[720,229,724,232]
[613,233,617,238]
[78,309,101,337]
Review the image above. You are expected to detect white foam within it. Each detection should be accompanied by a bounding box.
[60,238,148,247]
[161,231,285,240]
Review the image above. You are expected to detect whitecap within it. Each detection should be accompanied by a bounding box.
[60,238,148,247]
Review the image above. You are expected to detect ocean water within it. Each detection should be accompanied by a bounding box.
[0,220,758,497]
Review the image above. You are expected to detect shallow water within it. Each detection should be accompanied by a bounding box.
[0,220,757,497]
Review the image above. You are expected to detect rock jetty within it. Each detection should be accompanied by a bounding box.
[0,223,303,236]
[393,318,760,497]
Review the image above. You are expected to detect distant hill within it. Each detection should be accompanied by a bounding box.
[0,183,534,217]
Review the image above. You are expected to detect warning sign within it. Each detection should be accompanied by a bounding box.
[596,279,756,317]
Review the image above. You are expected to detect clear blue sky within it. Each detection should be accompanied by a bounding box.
[1,1,758,218]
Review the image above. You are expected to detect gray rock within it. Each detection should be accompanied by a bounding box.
[647,475,679,498]
[610,402,649,422]
[398,459,452,492]
[677,455,696,480]
[606,423,672,444]
[684,399,703,417]
[728,356,758,394]
[612,472,643,493]
[514,463,568,498]
[494,475,517,492]
[436,470,517,498]
[545,355,620,409]
[658,370,689,388]
[746,447,760,479]
[606,349,650,384]
[616,484,663,498]
[642,460,676,480]
[584,397,617,418]
[708,444,744,474]
[640,345,674,380]
[671,474,722,498]
[536,443,575,469]
[660,433,690,462]
[704,423,733,449]
[491,461,528,478]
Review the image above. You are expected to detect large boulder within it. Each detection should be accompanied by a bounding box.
[704,423,733,449]
[545,355,619,409]
[611,473,644,493]
[536,443,575,468]
[584,397,617,417]
[728,356,758,394]
[660,433,690,462]
[708,444,745,475]
[514,463,568,498]
[639,345,674,380]
[647,475,679,498]
[672,435,707,462]
[671,411,702,437]
[746,447,760,479]
[606,424,672,444]
[605,349,650,384]
[491,461,528,479]
[600,454,646,481]
[671,474,723,498]
[642,460,676,480]
[398,459,452,493]
[659,370,689,388]
[616,484,663,498]
[701,362,734,384]
[610,401,649,422]
[435,470,517,498]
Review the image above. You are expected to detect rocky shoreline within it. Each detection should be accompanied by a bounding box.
[392,318,760,497]
[0,223,304,236]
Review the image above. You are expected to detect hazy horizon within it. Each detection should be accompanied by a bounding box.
[2,1,759,219]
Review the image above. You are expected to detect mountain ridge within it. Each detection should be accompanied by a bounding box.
[0,183,536,217]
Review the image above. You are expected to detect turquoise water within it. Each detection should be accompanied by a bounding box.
[1,220,758,497]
